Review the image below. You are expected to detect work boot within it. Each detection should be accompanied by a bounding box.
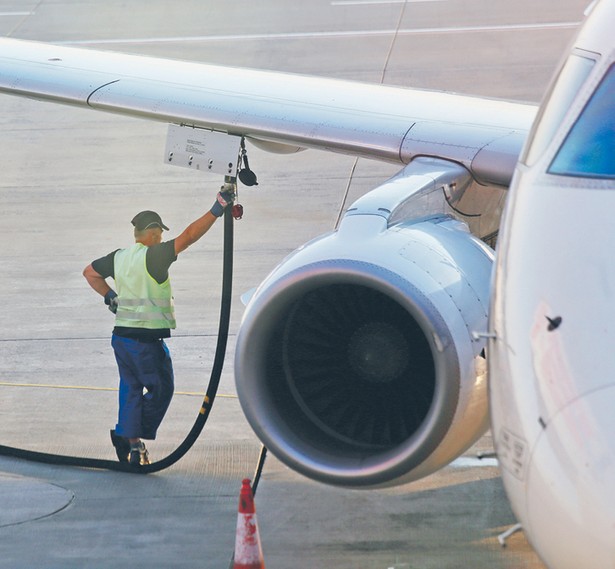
[129,441,150,466]
[110,429,130,463]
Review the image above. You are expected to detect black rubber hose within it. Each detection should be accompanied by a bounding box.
[0,203,234,474]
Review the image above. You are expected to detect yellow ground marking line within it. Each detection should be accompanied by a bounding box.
[0,381,237,398]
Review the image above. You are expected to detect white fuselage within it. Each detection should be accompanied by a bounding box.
[489,1,615,567]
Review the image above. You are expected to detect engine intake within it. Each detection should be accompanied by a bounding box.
[270,280,436,450]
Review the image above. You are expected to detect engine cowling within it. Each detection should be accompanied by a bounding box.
[235,206,494,488]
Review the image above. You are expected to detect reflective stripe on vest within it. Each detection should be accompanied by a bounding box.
[113,243,176,330]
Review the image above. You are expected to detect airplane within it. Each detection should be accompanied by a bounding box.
[0,0,612,568]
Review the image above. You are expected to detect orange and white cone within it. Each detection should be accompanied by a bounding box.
[233,478,265,569]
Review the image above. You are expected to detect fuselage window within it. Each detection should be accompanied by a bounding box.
[549,63,615,179]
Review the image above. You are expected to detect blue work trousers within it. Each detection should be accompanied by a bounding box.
[111,334,175,440]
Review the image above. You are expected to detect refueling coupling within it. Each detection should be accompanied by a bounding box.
[221,177,243,221]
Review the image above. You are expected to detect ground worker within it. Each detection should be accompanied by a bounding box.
[82,187,234,466]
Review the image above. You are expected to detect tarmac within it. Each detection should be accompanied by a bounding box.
[0,1,588,567]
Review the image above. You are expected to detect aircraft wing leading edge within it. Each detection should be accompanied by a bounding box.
[0,38,535,187]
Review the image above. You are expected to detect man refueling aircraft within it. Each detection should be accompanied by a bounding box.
[82,187,235,466]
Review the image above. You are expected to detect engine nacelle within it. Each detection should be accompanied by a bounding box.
[236,171,494,488]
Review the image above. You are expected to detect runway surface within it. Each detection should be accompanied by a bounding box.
[0,1,587,567]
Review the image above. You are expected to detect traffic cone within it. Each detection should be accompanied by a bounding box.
[233,478,265,569]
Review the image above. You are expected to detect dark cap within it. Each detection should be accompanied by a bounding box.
[131,211,169,231]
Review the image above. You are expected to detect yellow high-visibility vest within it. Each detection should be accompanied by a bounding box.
[113,243,176,329]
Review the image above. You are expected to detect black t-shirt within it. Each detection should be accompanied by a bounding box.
[91,240,178,340]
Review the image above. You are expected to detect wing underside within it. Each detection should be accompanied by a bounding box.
[0,38,536,187]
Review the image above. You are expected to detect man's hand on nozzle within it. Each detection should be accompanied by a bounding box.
[210,185,236,217]
[104,290,119,314]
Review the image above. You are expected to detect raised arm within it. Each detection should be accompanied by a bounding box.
[173,187,234,255]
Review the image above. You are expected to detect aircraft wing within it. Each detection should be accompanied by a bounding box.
[0,37,535,187]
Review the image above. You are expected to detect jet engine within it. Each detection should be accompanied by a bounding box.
[235,162,495,488]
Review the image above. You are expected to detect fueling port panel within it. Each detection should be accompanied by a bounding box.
[164,125,241,176]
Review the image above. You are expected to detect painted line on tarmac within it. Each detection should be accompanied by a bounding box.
[0,381,237,398]
[58,21,580,46]
[332,0,445,5]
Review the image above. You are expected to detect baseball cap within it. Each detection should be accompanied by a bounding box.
[131,210,169,231]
